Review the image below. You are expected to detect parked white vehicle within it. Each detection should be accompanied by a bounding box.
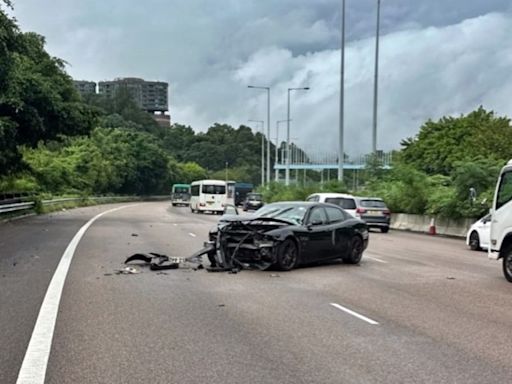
[466,214,491,251]
[489,159,512,282]
[190,180,227,214]
[306,193,358,216]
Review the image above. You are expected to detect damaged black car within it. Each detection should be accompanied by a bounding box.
[207,202,369,271]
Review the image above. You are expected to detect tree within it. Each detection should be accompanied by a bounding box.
[0,8,98,175]
[401,107,512,175]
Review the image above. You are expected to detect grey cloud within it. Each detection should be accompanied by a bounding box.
[12,1,512,159]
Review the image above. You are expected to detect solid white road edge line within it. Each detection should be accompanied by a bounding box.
[366,256,388,264]
[16,204,135,384]
[330,303,379,325]
[188,232,197,237]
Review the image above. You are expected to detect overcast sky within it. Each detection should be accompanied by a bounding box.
[13,0,512,157]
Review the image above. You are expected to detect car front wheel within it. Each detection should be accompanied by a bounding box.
[343,236,364,264]
[276,239,298,271]
[469,231,480,251]
[380,226,389,233]
[503,247,512,283]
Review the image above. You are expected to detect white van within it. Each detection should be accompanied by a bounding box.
[190,180,227,214]
[489,159,512,282]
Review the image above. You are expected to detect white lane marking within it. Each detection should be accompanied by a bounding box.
[16,205,135,384]
[330,303,379,325]
[188,232,197,238]
[366,256,388,264]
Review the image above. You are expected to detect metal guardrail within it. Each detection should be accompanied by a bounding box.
[0,201,35,214]
[0,196,143,216]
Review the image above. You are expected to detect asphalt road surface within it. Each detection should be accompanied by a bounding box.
[1,202,511,384]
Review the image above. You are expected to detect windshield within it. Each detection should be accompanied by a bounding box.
[255,204,307,224]
[247,194,262,201]
[173,187,189,194]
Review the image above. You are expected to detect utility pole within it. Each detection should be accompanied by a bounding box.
[338,0,346,181]
[372,0,381,154]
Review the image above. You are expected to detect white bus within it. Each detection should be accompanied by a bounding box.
[190,179,227,214]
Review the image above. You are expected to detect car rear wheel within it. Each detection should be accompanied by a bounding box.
[276,239,298,271]
[503,246,512,283]
[380,226,389,233]
[343,236,364,264]
[469,231,480,251]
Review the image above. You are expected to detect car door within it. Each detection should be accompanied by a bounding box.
[324,206,352,257]
[479,214,491,249]
[302,206,331,262]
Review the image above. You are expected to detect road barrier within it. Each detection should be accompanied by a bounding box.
[390,214,475,238]
[0,196,144,217]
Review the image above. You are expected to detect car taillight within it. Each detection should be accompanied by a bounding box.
[199,203,206,207]
[356,208,367,214]
[383,209,391,216]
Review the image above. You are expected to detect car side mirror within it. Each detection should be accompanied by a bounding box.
[223,204,239,215]
[307,219,323,229]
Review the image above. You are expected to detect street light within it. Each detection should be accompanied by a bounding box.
[286,87,309,186]
[275,119,291,181]
[249,119,265,186]
[338,0,346,181]
[372,0,381,155]
[248,85,271,184]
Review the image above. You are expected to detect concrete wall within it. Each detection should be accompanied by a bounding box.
[390,214,475,238]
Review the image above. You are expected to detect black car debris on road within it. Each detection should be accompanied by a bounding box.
[207,202,369,271]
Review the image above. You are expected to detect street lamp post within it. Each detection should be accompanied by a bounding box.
[286,87,309,186]
[275,119,290,182]
[372,0,381,155]
[338,0,346,181]
[249,119,265,186]
[248,85,271,184]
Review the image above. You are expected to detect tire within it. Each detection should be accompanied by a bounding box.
[276,238,299,271]
[172,203,176,207]
[503,246,512,283]
[343,236,364,264]
[469,231,481,251]
[380,226,389,233]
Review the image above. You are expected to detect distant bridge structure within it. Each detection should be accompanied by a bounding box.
[273,150,393,171]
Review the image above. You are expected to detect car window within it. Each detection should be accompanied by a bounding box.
[202,184,226,194]
[497,171,512,210]
[360,199,386,208]
[325,197,356,209]
[307,207,328,225]
[306,195,319,202]
[325,206,347,223]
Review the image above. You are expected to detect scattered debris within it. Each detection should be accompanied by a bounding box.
[103,273,113,276]
[115,267,140,275]
[125,244,214,272]
[131,233,139,237]
[218,304,226,307]
[446,276,456,280]
[270,274,280,278]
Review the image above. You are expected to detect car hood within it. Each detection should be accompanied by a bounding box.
[219,214,295,225]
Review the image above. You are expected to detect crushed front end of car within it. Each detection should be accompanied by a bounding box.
[207,216,290,271]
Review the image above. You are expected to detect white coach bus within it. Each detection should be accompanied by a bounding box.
[190,179,227,214]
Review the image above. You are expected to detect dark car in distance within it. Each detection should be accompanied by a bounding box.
[242,192,264,211]
[208,202,369,271]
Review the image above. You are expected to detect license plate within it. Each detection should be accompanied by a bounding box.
[207,201,214,205]
[368,210,383,216]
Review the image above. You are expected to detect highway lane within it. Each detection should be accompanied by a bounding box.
[1,202,512,383]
